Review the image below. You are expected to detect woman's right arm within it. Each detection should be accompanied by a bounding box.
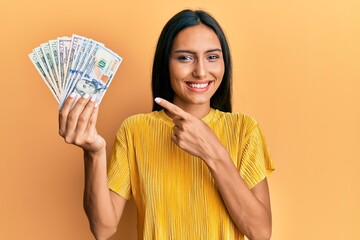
[58,93,127,240]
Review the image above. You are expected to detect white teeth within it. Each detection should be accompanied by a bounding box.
[187,82,209,89]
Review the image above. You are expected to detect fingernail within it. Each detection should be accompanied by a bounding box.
[95,102,99,108]
[83,93,90,99]
[154,97,161,104]
[90,95,96,102]
[70,92,76,98]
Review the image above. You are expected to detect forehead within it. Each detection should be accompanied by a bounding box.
[171,24,222,51]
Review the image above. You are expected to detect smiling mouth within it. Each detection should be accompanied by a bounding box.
[185,81,211,89]
[183,81,213,93]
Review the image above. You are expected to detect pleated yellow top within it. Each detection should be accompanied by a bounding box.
[107,108,274,240]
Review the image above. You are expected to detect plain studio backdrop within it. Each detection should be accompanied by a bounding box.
[0,0,359,239]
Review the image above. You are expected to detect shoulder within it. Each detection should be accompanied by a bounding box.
[213,109,259,131]
[116,111,162,133]
[122,112,155,124]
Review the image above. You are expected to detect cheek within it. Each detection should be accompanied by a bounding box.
[217,61,225,75]
[169,61,192,79]
[169,64,185,88]
[210,62,225,81]
[210,63,225,91]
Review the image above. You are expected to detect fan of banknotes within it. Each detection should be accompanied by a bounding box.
[29,34,123,108]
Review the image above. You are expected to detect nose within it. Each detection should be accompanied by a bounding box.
[192,60,206,79]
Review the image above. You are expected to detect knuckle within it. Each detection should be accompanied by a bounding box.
[88,117,95,125]
[74,137,84,146]
[181,123,189,131]
[176,133,183,141]
[59,111,67,120]
[184,115,191,121]
[78,115,87,124]
[67,113,76,122]
[64,136,74,144]
[84,137,94,146]
[177,141,185,149]
[58,130,64,137]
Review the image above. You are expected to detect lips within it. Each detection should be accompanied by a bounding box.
[184,81,213,92]
[186,82,210,89]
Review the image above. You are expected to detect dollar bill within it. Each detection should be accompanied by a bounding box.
[75,39,104,76]
[30,34,122,108]
[65,38,90,90]
[49,40,60,87]
[61,43,100,102]
[63,38,71,74]
[33,46,61,98]
[64,35,86,90]
[61,41,102,102]
[41,43,61,91]
[77,40,95,73]
[57,36,71,90]
[60,44,122,107]
[28,52,60,102]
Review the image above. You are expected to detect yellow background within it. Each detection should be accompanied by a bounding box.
[1,0,359,239]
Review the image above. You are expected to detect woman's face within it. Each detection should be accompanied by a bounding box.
[169,24,225,108]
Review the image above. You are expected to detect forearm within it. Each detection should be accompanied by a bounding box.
[83,147,118,239]
[206,149,271,240]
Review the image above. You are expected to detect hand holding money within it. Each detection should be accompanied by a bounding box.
[58,91,106,153]
[29,34,123,108]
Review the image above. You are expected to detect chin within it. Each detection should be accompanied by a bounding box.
[173,90,215,107]
[186,96,211,105]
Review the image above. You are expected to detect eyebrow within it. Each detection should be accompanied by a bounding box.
[173,48,222,54]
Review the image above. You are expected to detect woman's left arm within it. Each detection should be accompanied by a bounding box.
[206,148,272,240]
[155,98,272,240]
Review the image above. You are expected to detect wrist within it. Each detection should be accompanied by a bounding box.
[204,146,230,171]
[84,143,106,160]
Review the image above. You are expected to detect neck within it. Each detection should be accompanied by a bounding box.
[168,101,211,119]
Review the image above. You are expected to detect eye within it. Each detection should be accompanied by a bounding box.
[177,55,193,62]
[207,55,219,61]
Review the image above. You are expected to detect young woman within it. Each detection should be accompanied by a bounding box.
[59,9,274,240]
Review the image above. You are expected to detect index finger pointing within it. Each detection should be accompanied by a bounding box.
[154,97,189,119]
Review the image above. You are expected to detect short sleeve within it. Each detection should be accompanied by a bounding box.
[107,124,132,200]
[240,124,275,189]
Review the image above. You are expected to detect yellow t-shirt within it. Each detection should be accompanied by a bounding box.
[108,108,274,240]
